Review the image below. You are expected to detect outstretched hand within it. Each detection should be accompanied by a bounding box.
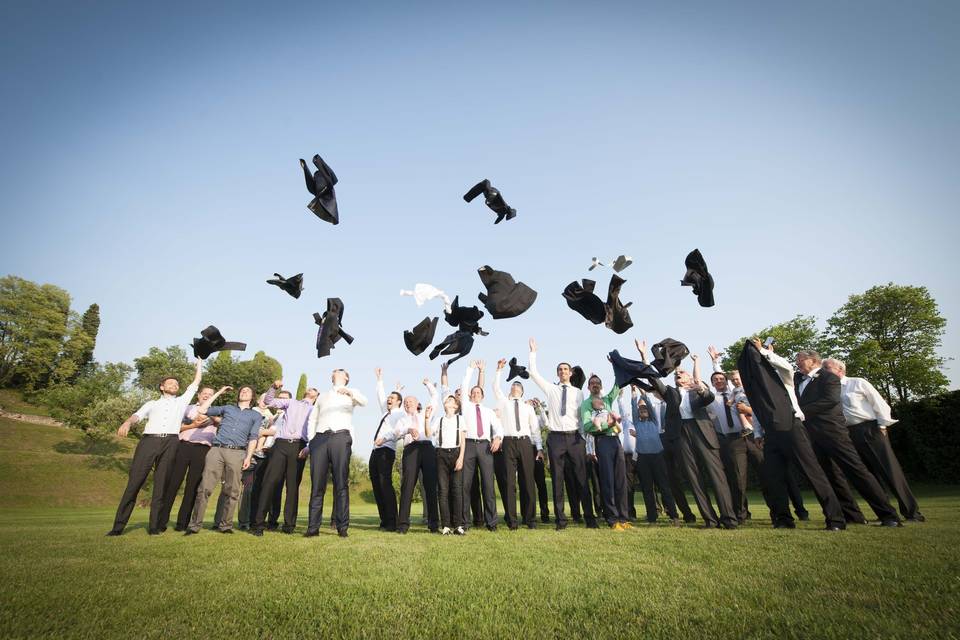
[528,338,537,353]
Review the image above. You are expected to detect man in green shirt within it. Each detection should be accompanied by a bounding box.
[580,375,631,529]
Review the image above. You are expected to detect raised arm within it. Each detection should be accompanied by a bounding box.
[475,360,485,391]
[198,386,232,415]
[493,360,507,404]
[374,368,388,411]
[460,364,475,409]
[527,338,552,395]
[264,380,292,410]
[424,378,439,414]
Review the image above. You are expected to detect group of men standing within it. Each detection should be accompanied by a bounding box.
[107,335,923,537]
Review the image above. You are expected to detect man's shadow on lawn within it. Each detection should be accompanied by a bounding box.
[54,437,131,474]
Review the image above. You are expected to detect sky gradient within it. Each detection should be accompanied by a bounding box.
[2,1,958,458]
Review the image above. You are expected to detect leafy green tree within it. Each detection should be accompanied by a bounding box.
[824,283,948,403]
[720,315,826,371]
[202,350,282,404]
[0,275,71,389]
[296,373,308,400]
[133,346,194,392]
[77,303,100,373]
[50,312,95,384]
[34,361,133,426]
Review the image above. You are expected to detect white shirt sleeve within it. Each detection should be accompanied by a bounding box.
[376,380,387,413]
[349,388,368,407]
[490,409,503,440]
[493,368,507,404]
[307,395,321,441]
[133,399,155,421]
[861,379,897,427]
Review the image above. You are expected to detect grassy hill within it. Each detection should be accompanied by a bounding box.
[1,417,959,638]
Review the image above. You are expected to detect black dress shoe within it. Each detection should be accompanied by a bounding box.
[773,521,797,529]
[585,521,600,529]
[174,526,185,532]
[907,514,926,522]
[825,524,845,531]
[303,529,320,538]
[796,512,810,521]
[721,522,738,530]
[147,529,162,535]
[526,524,537,530]
[281,527,295,534]
[183,530,198,536]
[880,519,903,528]
[266,523,279,531]
[508,525,519,531]
[555,522,567,531]
[219,529,234,534]
[250,529,264,537]
[106,530,122,537]
[486,525,498,532]
[540,515,550,523]
[397,527,409,535]
[428,528,439,534]
[683,515,698,524]
[572,517,583,524]
[337,529,348,538]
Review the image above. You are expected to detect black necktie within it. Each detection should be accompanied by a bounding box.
[439,416,444,448]
[514,399,521,433]
[722,392,736,433]
[560,385,567,416]
[374,412,389,443]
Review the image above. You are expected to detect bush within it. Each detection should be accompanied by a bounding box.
[888,390,960,484]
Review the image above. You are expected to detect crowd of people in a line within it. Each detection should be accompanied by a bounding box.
[105,336,924,538]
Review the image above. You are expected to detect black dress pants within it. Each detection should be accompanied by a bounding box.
[661,438,695,520]
[158,440,209,530]
[674,420,737,528]
[254,439,305,532]
[532,446,550,521]
[503,436,537,528]
[547,432,597,527]
[718,433,751,522]
[595,435,629,525]
[369,447,398,530]
[623,450,638,519]
[763,418,845,528]
[398,441,439,531]
[635,452,679,521]
[461,439,498,529]
[436,447,464,529]
[849,420,922,520]
[807,422,899,523]
[307,431,352,533]
[110,435,178,533]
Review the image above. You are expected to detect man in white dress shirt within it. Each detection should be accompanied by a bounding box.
[617,389,638,520]
[304,368,367,538]
[394,380,440,533]
[822,358,924,522]
[493,358,541,529]
[370,368,406,531]
[107,359,203,536]
[707,370,754,524]
[528,338,599,530]
[459,361,503,531]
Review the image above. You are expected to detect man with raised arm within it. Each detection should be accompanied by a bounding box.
[493,358,540,529]
[528,338,599,530]
[107,358,203,536]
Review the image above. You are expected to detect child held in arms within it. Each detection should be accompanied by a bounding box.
[590,396,622,435]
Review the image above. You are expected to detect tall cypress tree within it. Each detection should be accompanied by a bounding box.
[296,373,308,400]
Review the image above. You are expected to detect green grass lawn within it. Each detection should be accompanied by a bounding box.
[0,388,50,416]
[1,418,959,639]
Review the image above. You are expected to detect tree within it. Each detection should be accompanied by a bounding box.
[720,315,826,372]
[133,346,194,392]
[0,276,72,389]
[34,361,134,427]
[78,303,100,373]
[296,373,308,400]
[825,283,948,404]
[50,311,95,384]
[202,350,282,404]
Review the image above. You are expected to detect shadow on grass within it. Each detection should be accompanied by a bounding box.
[54,438,131,474]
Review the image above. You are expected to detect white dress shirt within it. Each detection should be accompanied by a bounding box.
[708,390,746,435]
[678,388,694,419]
[374,380,410,451]
[431,414,467,449]
[460,366,503,441]
[758,346,805,421]
[134,382,199,435]
[797,367,820,397]
[618,391,635,454]
[493,368,541,441]
[839,376,897,428]
[528,352,584,432]
[394,410,434,445]
[307,385,368,440]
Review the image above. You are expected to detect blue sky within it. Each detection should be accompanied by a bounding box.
[2,1,958,457]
